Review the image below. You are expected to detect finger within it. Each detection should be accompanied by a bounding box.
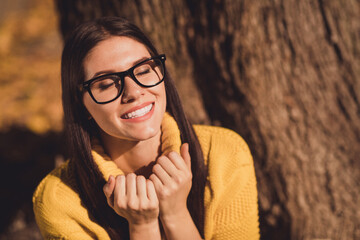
[146,180,158,202]
[103,175,115,198]
[152,161,172,185]
[157,155,178,177]
[113,175,126,208]
[114,175,126,198]
[103,175,115,207]
[126,173,137,199]
[167,151,188,171]
[136,175,147,200]
[149,173,163,193]
[180,143,191,170]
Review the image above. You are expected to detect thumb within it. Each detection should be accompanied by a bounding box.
[103,175,115,198]
[180,143,191,170]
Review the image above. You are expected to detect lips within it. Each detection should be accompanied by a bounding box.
[121,102,154,119]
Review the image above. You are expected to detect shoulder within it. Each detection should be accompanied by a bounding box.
[193,124,249,147]
[33,160,75,203]
[193,124,256,199]
[33,161,110,239]
[193,125,252,166]
[194,126,260,238]
[33,161,79,207]
[32,161,83,238]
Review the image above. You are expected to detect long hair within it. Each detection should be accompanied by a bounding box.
[61,17,207,239]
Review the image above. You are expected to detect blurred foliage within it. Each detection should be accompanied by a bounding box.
[0,1,64,238]
[0,0,63,134]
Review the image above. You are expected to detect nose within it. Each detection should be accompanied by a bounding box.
[121,76,144,103]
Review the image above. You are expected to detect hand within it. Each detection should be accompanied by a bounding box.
[149,143,192,219]
[103,173,159,225]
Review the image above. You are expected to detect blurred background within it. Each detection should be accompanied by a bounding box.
[0,0,63,239]
[0,0,359,239]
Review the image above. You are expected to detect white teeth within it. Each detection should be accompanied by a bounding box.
[123,104,153,119]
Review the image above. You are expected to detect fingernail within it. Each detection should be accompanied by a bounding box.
[108,175,113,184]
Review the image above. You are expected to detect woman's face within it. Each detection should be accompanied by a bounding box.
[83,36,166,142]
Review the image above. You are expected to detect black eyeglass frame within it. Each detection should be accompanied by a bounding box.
[81,54,166,104]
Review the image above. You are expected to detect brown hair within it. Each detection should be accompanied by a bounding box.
[61,17,207,239]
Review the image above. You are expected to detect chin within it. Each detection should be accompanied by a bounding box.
[122,112,164,141]
[131,126,160,141]
[107,123,160,142]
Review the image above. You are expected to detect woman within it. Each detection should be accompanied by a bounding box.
[33,17,259,240]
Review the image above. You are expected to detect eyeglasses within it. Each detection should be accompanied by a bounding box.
[81,54,166,104]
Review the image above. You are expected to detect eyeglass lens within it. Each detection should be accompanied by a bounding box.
[89,58,164,103]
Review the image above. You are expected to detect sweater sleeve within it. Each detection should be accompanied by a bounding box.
[202,126,260,240]
[32,163,110,240]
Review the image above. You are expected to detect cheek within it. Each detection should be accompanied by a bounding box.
[163,92,167,111]
[159,84,167,110]
[83,94,113,121]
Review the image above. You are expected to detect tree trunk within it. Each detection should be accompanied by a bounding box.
[55,0,360,239]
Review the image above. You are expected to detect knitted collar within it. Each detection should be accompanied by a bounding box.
[91,112,181,181]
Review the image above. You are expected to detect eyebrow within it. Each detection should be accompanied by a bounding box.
[90,56,151,79]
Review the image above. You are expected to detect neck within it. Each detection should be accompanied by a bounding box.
[100,131,162,178]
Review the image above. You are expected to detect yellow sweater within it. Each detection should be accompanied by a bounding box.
[33,113,260,239]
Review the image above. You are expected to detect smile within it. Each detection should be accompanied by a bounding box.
[122,103,153,119]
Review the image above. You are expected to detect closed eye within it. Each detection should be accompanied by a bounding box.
[98,82,114,90]
[91,77,118,92]
[136,68,151,76]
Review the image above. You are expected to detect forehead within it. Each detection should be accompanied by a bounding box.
[84,36,151,76]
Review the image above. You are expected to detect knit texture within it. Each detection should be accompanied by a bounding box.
[33,113,260,239]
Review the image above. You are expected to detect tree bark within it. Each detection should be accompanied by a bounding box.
[55,0,360,239]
